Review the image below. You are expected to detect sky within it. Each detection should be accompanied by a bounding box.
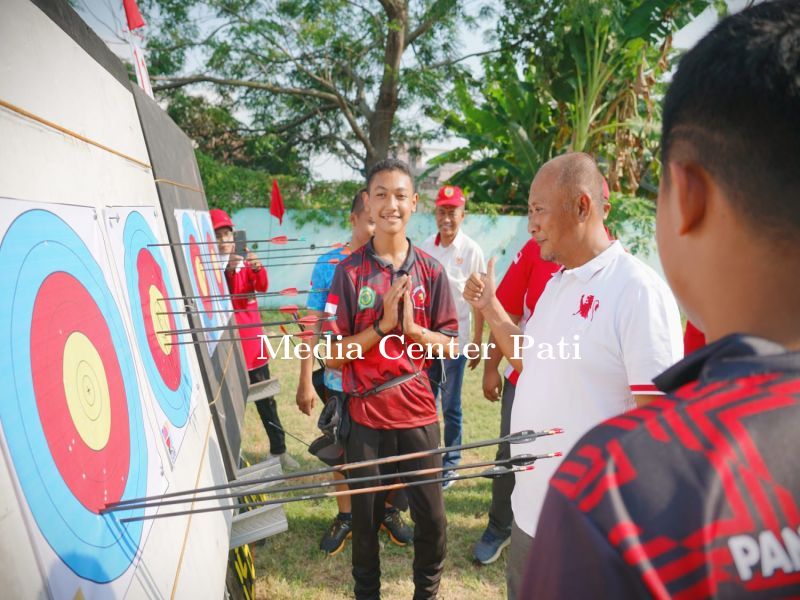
[75,0,754,180]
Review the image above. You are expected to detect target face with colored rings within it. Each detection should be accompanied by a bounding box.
[180,212,216,320]
[0,209,148,583]
[196,212,229,301]
[123,211,191,427]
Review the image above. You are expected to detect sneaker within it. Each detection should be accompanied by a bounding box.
[442,470,457,490]
[271,452,300,471]
[319,515,352,556]
[381,507,413,546]
[473,527,511,565]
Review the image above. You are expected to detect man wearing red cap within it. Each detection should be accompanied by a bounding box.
[421,185,485,487]
[211,208,299,470]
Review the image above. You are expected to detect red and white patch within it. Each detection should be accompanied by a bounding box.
[324,293,339,315]
[411,285,426,309]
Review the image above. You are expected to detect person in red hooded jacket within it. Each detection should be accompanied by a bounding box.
[211,208,299,470]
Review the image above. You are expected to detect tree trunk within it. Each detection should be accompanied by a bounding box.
[365,0,407,173]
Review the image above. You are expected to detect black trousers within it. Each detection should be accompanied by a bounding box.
[249,363,286,455]
[346,420,446,600]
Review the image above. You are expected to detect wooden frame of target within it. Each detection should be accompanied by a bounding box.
[0,1,232,597]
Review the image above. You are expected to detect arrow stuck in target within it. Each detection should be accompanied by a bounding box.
[146,235,305,248]
[157,314,334,336]
[158,286,327,303]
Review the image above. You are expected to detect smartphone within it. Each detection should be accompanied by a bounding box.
[234,230,247,256]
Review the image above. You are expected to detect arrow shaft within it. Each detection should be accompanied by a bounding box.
[107,454,551,513]
[120,464,537,523]
[158,316,333,336]
[159,288,326,303]
[106,428,562,509]
[147,237,304,248]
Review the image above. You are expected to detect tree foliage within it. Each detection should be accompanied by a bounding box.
[429,0,718,245]
[196,151,360,226]
[143,0,479,173]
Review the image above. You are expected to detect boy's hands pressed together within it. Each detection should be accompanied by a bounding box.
[378,274,409,333]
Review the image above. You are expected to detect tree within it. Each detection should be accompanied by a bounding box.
[500,0,717,194]
[143,0,479,173]
[429,0,718,248]
[166,92,306,174]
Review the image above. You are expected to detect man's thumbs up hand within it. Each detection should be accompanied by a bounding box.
[463,256,497,311]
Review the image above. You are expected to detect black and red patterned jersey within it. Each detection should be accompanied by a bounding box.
[326,238,458,430]
[522,335,800,599]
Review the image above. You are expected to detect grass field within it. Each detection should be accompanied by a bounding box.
[240,313,509,599]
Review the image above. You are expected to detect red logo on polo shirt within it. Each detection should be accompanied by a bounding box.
[412,285,426,309]
[574,294,600,321]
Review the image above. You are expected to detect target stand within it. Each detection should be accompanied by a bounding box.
[229,454,288,549]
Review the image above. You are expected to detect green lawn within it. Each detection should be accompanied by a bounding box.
[240,313,508,599]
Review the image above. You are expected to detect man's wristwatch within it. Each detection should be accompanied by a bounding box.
[373,320,388,338]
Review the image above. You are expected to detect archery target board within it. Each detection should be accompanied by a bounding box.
[174,209,233,355]
[196,209,234,322]
[104,206,201,466]
[0,198,168,597]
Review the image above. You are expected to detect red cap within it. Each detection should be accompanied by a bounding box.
[435,185,465,207]
[210,208,233,231]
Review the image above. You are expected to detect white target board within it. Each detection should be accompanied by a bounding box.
[104,206,202,465]
[0,0,232,598]
[174,209,234,356]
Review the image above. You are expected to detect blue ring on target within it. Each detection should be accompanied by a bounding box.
[0,209,147,583]
[123,211,191,427]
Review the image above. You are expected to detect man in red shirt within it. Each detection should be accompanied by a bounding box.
[211,209,298,470]
[326,159,458,599]
[522,2,800,597]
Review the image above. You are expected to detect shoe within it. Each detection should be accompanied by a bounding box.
[319,515,352,556]
[381,507,413,546]
[271,452,300,470]
[442,470,457,490]
[473,527,511,565]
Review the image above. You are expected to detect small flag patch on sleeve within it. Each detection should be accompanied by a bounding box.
[324,293,339,315]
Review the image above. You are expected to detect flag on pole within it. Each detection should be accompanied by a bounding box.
[130,41,154,99]
[270,179,285,225]
[123,0,146,31]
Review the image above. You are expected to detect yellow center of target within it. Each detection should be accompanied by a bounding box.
[62,332,112,451]
[194,256,209,296]
[148,284,173,355]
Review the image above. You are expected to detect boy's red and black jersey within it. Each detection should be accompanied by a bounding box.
[523,335,800,599]
[326,238,458,430]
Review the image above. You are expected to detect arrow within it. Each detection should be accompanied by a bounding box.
[105,453,559,514]
[105,428,564,510]
[157,315,335,336]
[158,286,327,303]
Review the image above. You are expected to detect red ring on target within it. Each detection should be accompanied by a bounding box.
[188,234,214,313]
[137,248,181,391]
[205,230,226,293]
[30,272,130,514]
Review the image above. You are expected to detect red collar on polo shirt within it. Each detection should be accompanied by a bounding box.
[434,229,464,248]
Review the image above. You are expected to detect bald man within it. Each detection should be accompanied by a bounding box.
[464,152,683,599]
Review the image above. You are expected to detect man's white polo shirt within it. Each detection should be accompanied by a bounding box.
[421,229,486,349]
[510,240,683,537]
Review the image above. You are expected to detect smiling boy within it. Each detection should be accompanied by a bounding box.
[325,159,459,599]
